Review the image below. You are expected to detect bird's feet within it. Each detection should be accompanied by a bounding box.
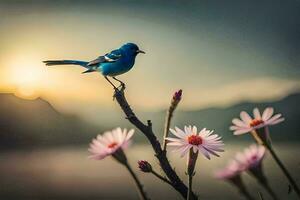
[113,83,126,100]
[112,77,125,92]
[117,82,126,91]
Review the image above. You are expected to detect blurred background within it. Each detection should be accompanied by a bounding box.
[0,0,299,199]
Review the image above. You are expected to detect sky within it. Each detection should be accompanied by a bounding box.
[0,0,300,123]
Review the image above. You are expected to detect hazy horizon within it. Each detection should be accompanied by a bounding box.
[1,0,300,123]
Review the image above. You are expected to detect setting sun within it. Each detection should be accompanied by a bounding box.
[5,53,44,99]
[14,85,40,100]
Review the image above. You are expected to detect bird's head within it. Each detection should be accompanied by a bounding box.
[121,43,145,57]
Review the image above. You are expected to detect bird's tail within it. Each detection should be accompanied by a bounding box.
[43,60,89,68]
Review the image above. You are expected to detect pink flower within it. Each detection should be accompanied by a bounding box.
[215,160,255,200]
[230,107,284,135]
[88,128,134,160]
[235,145,268,188]
[215,160,244,180]
[166,125,224,159]
[235,144,266,170]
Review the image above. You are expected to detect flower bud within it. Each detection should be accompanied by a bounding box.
[173,89,182,102]
[138,160,152,173]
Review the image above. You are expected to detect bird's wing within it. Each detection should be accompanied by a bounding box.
[87,49,122,67]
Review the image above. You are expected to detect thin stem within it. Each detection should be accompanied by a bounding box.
[187,149,198,200]
[162,108,173,152]
[252,170,279,200]
[151,170,173,186]
[250,166,279,200]
[125,162,149,200]
[252,130,300,199]
[261,181,279,200]
[239,185,255,200]
[162,90,182,152]
[258,191,264,200]
[187,174,193,200]
[266,143,300,198]
[231,176,255,200]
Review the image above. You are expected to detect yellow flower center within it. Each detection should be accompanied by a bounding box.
[188,135,203,145]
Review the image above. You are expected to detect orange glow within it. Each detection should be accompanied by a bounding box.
[3,53,45,99]
[14,85,39,100]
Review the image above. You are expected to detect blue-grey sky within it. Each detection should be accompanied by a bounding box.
[0,0,299,123]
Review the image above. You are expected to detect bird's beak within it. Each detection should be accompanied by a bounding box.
[136,50,145,54]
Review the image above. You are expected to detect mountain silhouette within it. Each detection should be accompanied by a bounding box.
[144,93,300,143]
[0,93,100,149]
[165,93,300,142]
[1,92,299,149]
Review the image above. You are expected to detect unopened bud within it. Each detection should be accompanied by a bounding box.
[138,160,152,173]
[173,89,182,102]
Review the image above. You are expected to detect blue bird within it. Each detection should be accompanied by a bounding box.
[43,43,145,89]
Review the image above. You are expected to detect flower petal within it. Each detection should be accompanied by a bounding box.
[192,126,197,135]
[193,145,198,153]
[198,146,210,159]
[262,107,274,121]
[268,118,285,125]
[253,108,261,119]
[240,111,252,123]
[165,137,183,142]
[167,142,184,146]
[233,128,252,135]
[266,114,284,125]
[180,145,191,157]
[232,118,248,127]
[230,126,241,130]
[126,129,135,140]
[170,127,186,139]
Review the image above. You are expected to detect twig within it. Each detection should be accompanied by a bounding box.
[258,191,264,200]
[113,88,197,200]
[125,162,149,200]
[151,170,173,186]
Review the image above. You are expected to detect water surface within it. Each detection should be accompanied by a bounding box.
[0,143,299,200]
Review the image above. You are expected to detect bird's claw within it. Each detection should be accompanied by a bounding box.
[117,82,126,91]
[112,84,125,100]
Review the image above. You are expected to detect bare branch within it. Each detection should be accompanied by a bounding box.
[113,88,197,200]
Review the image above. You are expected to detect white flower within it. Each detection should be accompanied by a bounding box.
[88,128,134,160]
[235,144,266,169]
[166,125,224,159]
[230,107,284,135]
